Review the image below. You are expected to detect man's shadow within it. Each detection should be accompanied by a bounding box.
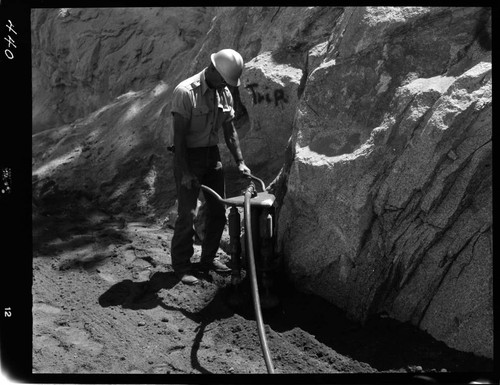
[98,271,235,374]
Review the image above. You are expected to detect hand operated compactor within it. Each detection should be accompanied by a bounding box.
[201,174,279,373]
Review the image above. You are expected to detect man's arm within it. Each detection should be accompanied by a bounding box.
[173,112,198,189]
[223,120,251,175]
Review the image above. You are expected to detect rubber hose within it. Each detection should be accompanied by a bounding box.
[244,190,275,374]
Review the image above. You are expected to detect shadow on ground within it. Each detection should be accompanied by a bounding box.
[242,276,494,373]
[98,271,236,374]
[97,268,493,374]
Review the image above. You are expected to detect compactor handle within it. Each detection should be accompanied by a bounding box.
[200,185,227,204]
[247,174,266,192]
[201,174,266,206]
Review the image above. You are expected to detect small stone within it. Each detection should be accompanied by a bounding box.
[226,348,232,353]
[138,321,146,326]
[161,317,169,322]
[440,368,448,373]
[415,366,423,372]
[228,367,234,373]
[178,328,184,333]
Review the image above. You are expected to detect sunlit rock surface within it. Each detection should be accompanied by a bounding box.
[277,7,492,358]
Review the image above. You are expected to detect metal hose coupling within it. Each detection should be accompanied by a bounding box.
[245,179,258,198]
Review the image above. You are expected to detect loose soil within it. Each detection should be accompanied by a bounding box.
[32,207,493,376]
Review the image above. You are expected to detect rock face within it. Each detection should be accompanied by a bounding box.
[31,7,213,134]
[237,52,302,178]
[32,81,177,217]
[32,7,492,358]
[277,7,492,358]
[32,6,343,185]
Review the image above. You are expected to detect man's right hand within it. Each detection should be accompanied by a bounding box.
[180,173,199,190]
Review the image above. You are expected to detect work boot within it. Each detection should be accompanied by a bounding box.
[199,257,231,273]
[175,271,199,285]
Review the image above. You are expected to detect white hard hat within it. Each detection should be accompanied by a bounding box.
[210,49,244,87]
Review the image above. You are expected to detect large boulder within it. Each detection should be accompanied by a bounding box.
[236,52,303,180]
[277,7,492,358]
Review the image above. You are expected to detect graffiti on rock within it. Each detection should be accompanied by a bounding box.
[245,83,289,107]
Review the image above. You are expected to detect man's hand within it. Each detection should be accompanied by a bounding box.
[237,160,251,176]
[180,173,199,189]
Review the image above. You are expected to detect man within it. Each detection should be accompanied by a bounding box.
[170,49,251,285]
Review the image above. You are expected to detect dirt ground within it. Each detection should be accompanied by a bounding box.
[32,205,494,378]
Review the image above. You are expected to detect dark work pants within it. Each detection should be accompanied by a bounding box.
[171,146,226,273]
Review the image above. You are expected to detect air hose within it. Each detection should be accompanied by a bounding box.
[200,175,276,373]
[244,186,275,374]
